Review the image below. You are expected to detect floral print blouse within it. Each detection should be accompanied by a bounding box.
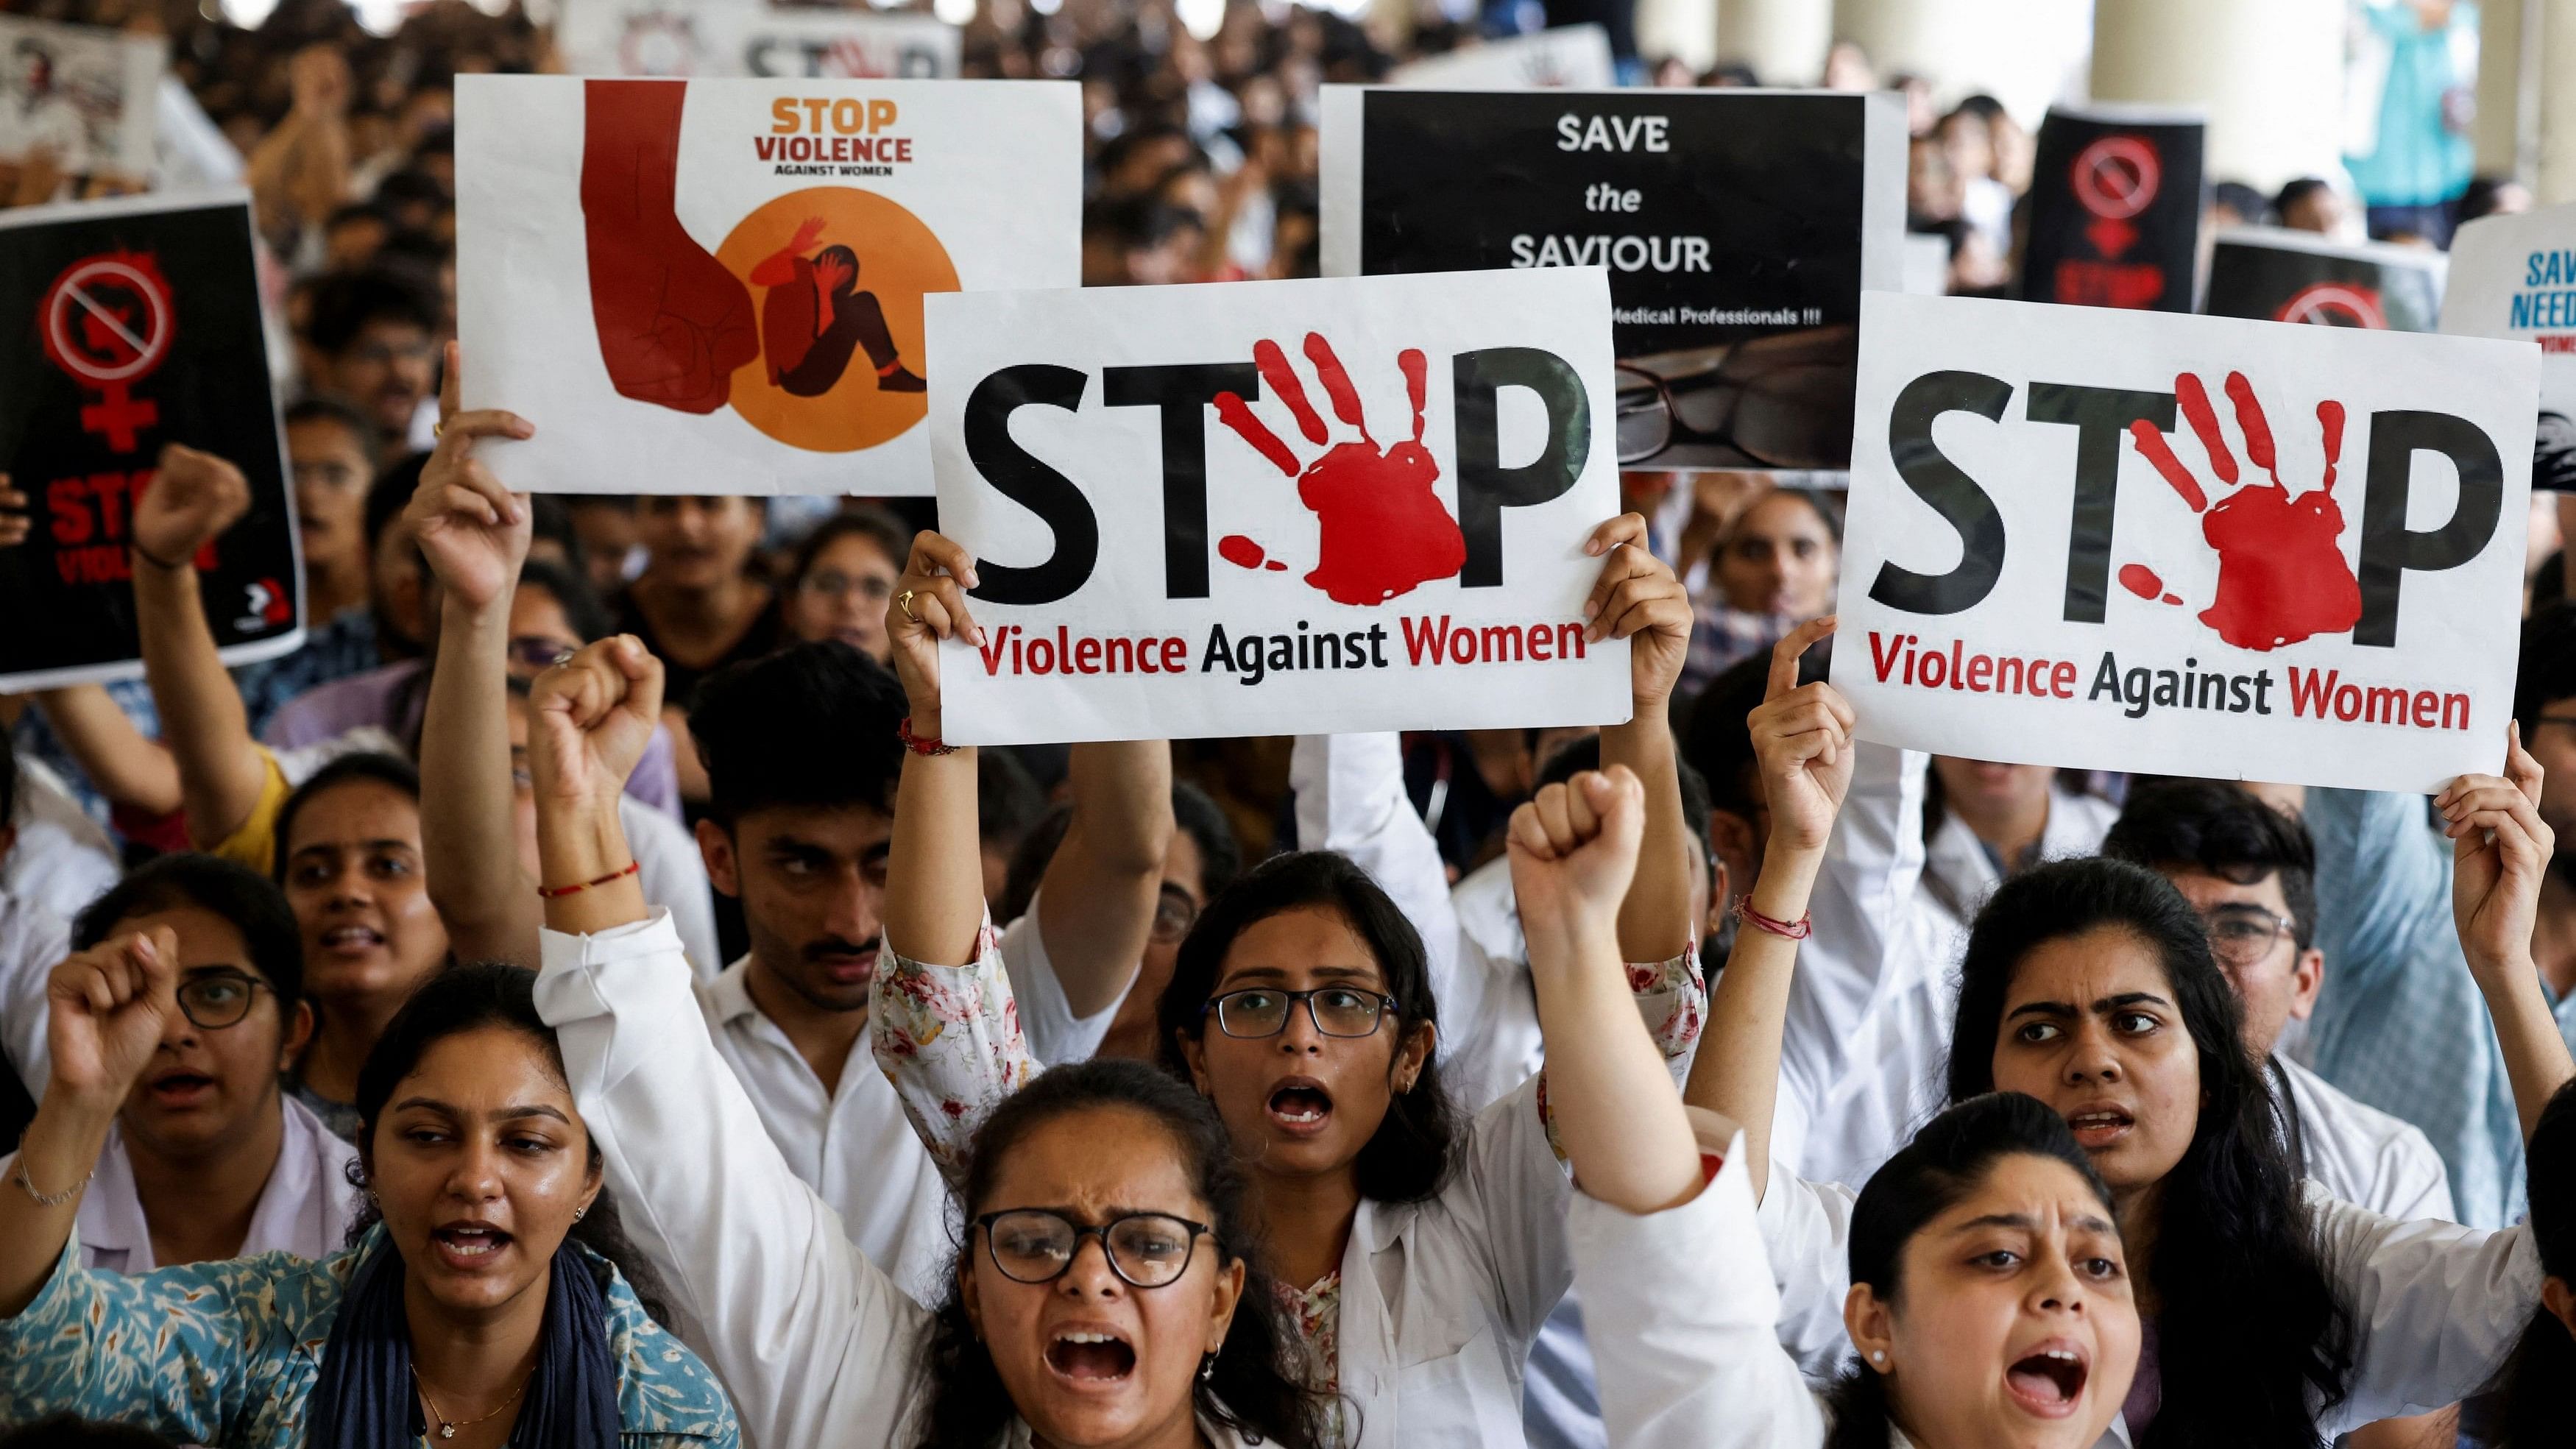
[0,1225,739,1448]
[871,915,1707,1399]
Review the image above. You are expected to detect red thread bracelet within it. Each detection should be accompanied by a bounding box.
[1733,894,1813,940]
[537,860,639,899]
[897,716,958,757]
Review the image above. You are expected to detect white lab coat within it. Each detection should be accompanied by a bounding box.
[2275,1053,2455,1222]
[1755,1168,2537,1442]
[3,755,120,927]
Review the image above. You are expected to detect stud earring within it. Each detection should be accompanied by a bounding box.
[573,1206,587,1223]
[1871,1351,1886,1366]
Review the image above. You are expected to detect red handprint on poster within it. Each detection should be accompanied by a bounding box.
[579,79,759,415]
[1211,333,1468,606]
[2124,371,2363,651]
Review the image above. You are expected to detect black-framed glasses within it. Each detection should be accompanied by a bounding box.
[1150,885,1200,945]
[177,970,272,1030]
[2200,904,2294,968]
[1613,327,1857,468]
[974,1208,1211,1288]
[1200,985,1396,1040]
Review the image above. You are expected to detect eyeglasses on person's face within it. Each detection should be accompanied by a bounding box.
[974,1208,1212,1288]
[176,969,275,1030]
[1149,885,1200,945]
[1200,985,1396,1040]
[2200,904,2293,968]
[799,567,894,604]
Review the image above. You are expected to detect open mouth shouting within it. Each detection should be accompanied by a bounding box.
[2003,1339,2091,1419]
[2061,1104,2134,1152]
[319,924,387,959]
[428,1219,515,1273]
[144,1067,216,1110]
[1265,1077,1334,1137]
[1044,1325,1139,1385]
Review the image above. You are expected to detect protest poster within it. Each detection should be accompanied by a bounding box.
[2442,202,2576,490]
[1830,292,2534,794]
[925,267,1630,745]
[1318,87,1905,471]
[1384,25,1616,90]
[0,15,164,179]
[553,0,960,79]
[2205,226,2446,333]
[454,75,1080,496]
[0,193,301,692]
[2020,104,2204,313]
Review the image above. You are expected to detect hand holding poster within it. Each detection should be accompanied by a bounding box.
[0,15,164,179]
[2443,202,2576,489]
[2206,226,2446,332]
[1831,293,2533,793]
[2021,104,2205,313]
[927,269,1630,745]
[0,194,300,691]
[1320,88,1904,470]
[454,76,1078,495]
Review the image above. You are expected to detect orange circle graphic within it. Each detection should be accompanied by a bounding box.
[715,187,958,453]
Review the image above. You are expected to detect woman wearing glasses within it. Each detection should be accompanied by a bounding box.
[0,853,359,1272]
[867,534,1705,1447]
[1699,625,2563,1448]
[515,636,1323,1448]
[782,508,914,667]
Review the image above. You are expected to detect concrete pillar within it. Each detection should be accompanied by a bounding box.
[2474,0,2533,180]
[1640,0,1722,72]
[2087,0,2346,194]
[1713,0,1831,83]
[2544,0,2576,203]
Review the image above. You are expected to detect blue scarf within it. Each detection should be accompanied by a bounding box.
[308,1233,624,1448]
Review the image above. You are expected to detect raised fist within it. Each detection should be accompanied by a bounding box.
[46,928,179,1110]
[528,635,665,815]
[1508,766,1647,957]
[580,80,759,416]
[132,444,250,570]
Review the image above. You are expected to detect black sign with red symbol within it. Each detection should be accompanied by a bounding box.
[2023,107,2205,314]
[2204,227,2446,335]
[0,195,300,690]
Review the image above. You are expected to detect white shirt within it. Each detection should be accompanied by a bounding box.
[2274,1053,2456,1222]
[5,754,121,928]
[1442,855,1543,1114]
[1919,791,2121,936]
[1755,1169,2538,1442]
[0,1094,361,1273]
[0,890,71,1099]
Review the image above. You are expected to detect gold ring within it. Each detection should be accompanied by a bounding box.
[432,420,443,439]
[896,589,919,623]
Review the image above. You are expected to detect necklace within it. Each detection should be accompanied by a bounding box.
[411,1361,534,1441]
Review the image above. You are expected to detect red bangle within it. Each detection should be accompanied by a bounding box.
[898,716,958,757]
[1732,895,1812,940]
[537,860,639,899]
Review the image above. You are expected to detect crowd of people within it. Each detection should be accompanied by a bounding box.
[1,1,2575,1449]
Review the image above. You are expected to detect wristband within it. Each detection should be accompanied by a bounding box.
[897,716,958,757]
[536,860,639,899]
[1732,894,1813,940]
[12,1155,93,1207]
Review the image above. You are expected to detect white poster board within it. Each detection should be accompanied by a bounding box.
[455,75,1079,496]
[1385,26,1615,90]
[1831,291,2535,793]
[927,269,1631,744]
[553,1,960,79]
[0,15,164,178]
[2444,201,2576,489]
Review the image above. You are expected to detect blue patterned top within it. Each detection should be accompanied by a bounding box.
[0,1227,738,1448]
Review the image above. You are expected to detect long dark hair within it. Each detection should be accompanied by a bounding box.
[2484,1077,2576,1447]
[1945,857,2352,1448]
[343,963,675,1328]
[914,1058,1331,1449]
[1825,1093,2117,1449]
[1155,851,1459,1202]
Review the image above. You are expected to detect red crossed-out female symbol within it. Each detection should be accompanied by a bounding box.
[40,249,174,453]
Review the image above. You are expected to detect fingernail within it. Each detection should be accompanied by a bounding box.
[1583,599,1600,619]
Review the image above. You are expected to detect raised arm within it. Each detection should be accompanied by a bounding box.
[2441,724,2576,1141]
[1515,765,1699,1214]
[1683,619,1853,1202]
[412,350,543,966]
[26,685,180,818]
[1031,740,1172,1017]
[128,445,269,849]
[1585,511,1698,966]
[881,531,986,970]
[1290,731,1457,999]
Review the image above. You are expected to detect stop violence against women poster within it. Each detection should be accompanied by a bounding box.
[1831,292,2536,795]
[0,192,301,691]
[453,75,1078,496]
[925,268,1630,745]
[2444,202,2576,489]
[1317,86,1906,472]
